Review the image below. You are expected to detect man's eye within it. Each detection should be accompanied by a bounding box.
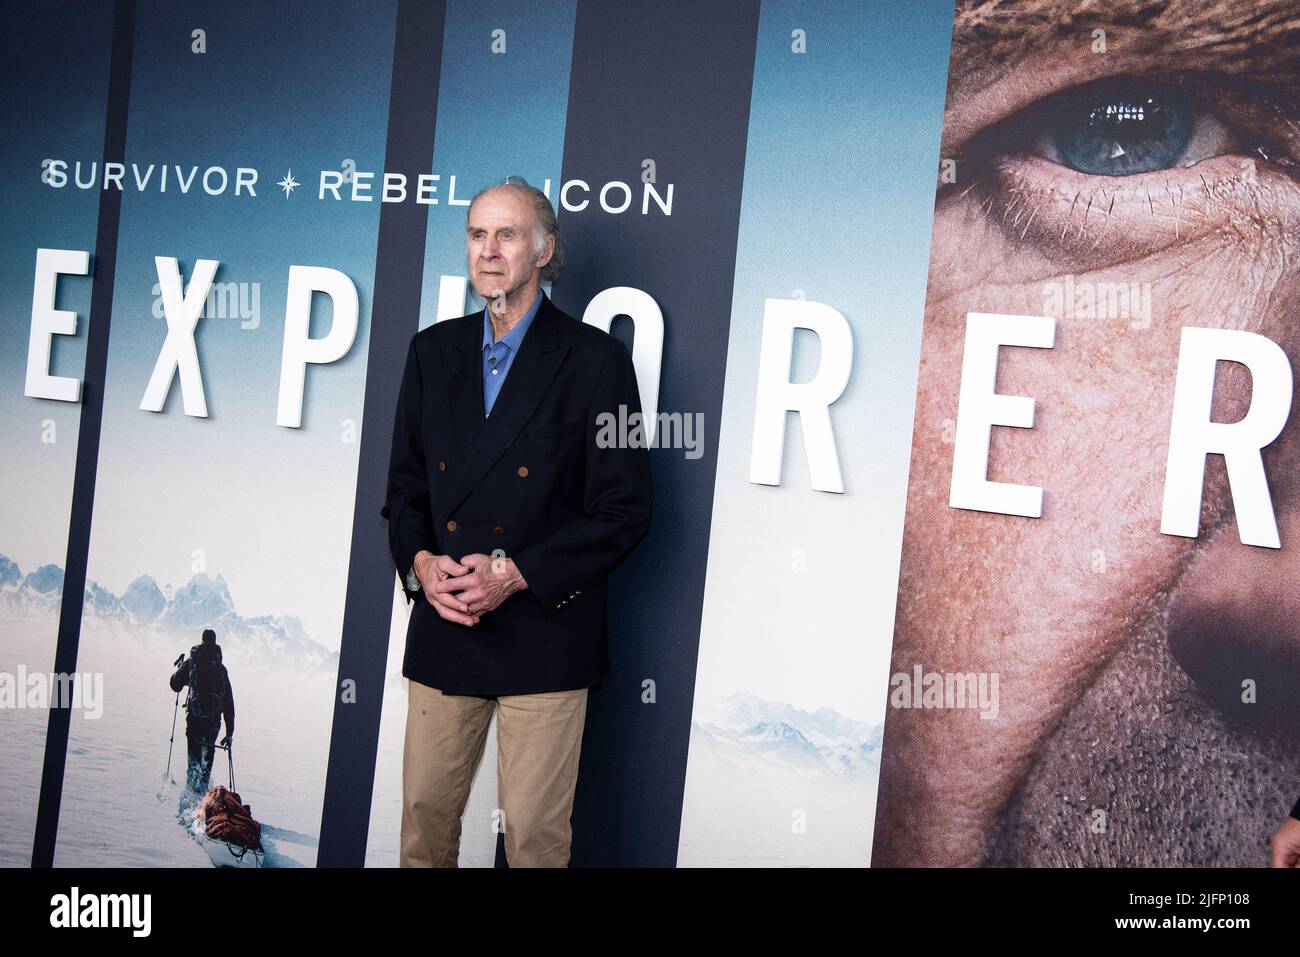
[953,73,1285,188]
[1041,80,1195,176]
[944,70,1300,258]
[1024,78,1243,177]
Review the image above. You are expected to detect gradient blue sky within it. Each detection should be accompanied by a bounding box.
[0,2,112,591]
[691,0,953,725]
[81,0,397,645]
[416,0,576,329]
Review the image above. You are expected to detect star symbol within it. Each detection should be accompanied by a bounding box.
[277,170,300,197]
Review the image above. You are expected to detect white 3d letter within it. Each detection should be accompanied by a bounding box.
[949,312,1055,517]
[1161,327,1292,548]
[435,275,468,324]
[582,287,663,445]
[140,256,220,416]
[277,265,359,428]
[749,298,851,492]
[26,248,90,402]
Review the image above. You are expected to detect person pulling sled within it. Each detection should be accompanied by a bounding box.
[169,628,235,799]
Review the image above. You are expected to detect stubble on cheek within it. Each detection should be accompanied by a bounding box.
[985,593,1300,867]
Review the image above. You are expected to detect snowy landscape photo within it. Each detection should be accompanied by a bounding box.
[1,555,338,866]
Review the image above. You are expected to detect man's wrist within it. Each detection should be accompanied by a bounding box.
[408,550,435,592]
[508,558,528,594]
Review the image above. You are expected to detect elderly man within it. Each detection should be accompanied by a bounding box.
[383,177,653,867]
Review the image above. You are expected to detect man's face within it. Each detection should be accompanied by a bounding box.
[873,0,1300,866]
[466,187,548,306]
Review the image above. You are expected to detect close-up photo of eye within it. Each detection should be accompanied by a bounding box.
[942,70,1300,255]
[1036,79,1202,176]
[953,73,1297,183]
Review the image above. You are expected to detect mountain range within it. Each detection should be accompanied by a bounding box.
[691,691,883,779]
[0,554,337,672]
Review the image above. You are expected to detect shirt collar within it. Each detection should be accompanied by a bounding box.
[482,289,543,355]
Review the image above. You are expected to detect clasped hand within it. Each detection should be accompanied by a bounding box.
[413,550,527,627]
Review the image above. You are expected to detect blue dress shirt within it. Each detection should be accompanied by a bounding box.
[482,289,542,417]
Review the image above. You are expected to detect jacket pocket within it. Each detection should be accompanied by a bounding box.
[526,418,581,440]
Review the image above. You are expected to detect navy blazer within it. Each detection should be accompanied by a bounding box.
[383,293,653,696]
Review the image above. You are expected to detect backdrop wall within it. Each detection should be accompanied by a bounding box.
[3,0,1294,868]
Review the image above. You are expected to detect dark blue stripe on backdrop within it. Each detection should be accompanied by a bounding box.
[32,0,136,869]
[316,0,447,868]
[551,0,761,867]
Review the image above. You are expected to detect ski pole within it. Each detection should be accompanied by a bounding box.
[216,740,235,792]
[165,654,184,779]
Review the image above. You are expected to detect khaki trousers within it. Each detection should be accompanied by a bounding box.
[400,678,589,868]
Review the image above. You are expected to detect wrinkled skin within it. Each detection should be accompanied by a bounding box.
[873,0,1300,866]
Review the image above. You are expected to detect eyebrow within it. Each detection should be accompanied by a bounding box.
[951,0,1298,88]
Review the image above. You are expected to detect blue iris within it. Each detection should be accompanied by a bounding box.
[1051,83,1194,176]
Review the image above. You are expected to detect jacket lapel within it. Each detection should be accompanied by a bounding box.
[443,294,569,521]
